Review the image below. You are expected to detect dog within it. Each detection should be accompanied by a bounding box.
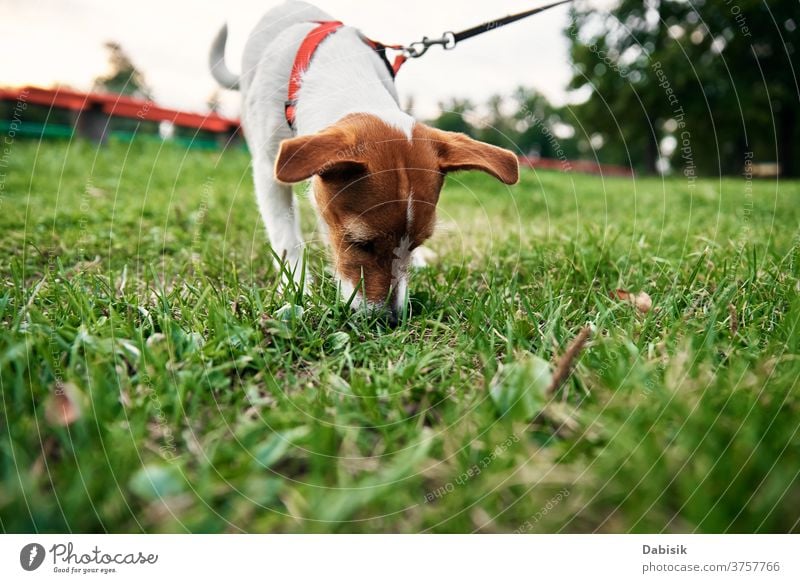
[210,0,519,324]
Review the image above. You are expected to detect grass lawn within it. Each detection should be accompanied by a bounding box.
[1,138,799,533]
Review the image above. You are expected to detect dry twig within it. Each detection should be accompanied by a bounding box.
[547,326,592,396]
[728,303,739,338]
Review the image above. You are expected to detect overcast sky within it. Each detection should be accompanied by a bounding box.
[1,0,596,119]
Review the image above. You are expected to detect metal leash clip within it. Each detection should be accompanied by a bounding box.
[404,31,457,58]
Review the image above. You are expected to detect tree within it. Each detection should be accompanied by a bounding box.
[702,0,800,177]
[427,90,580,161]
[512,87,580,159]
[428,98,477,136]
[566,0,692,174]
[566,0,799,177]
[474,94,519,148]
[94,42,152,99]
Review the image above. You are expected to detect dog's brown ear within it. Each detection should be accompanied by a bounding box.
[274,128,361,183]
[425,127,519,185]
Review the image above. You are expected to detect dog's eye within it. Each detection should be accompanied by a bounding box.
[347,239,376,254]
[320,161,367,183]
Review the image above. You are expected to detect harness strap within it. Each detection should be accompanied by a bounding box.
[285,21,406,130]
[285,4,572,129]
[285,20,344,129]
[361,38,408,76]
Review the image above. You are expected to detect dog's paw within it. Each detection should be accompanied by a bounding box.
[411,246,437,269]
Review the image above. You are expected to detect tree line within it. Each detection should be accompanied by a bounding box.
[89,1,799,176]
[429,0,798,177]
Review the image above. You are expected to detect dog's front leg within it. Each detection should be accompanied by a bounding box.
[252,158,305,286]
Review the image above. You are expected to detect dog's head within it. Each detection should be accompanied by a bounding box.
[274,113,518,322]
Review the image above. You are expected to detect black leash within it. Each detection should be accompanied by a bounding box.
[402,0,574,59]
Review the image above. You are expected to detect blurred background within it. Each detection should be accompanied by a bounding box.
[1,0,797,176]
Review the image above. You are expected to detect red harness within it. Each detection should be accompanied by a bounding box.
[285,21,407,130]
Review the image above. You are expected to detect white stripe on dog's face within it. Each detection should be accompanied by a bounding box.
[393,273,408,315]
[391,234,412,314]
[406,189,414,228]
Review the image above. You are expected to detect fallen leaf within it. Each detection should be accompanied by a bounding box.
[612,289,652,313]
[254,426,310,468]
[274,303,304,322]
[145,333,166,348]
[327,331,350,351]
[489,355,552,421]
[44,383,82,427]
[129,464,185,501]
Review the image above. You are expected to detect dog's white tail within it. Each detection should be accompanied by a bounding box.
[209,24,240,90]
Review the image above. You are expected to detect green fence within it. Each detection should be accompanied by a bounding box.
[0,121,242,151]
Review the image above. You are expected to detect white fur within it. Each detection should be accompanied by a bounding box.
[293,26,414,139]
[344,217,375,242]
[337,275,358,307]
[393,274,408,315]
[406,189,414,228]
[391,234,412,313]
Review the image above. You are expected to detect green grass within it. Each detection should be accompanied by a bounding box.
[1,138,799,533]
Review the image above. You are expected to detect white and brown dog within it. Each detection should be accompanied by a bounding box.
[210,0,518,323]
